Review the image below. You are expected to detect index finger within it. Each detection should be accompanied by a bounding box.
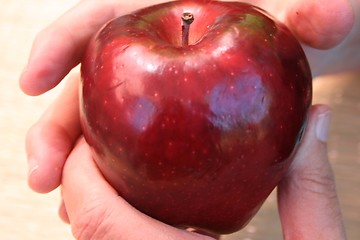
[19,0,167,96]
[20,1,115,95]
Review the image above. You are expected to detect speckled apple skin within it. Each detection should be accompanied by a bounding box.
[80,0,312,234]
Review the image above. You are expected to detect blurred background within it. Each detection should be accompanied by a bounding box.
[0,0,359,239]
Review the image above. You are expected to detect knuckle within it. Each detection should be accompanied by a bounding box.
[25,122,41,147]
[32,27,50,47]
[294,165,337,198]
[32,25,59,55]
[71,205,114,240]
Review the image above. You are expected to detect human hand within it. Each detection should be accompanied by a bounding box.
[58,104,345,239]
[277,105,346,239]
[22,0,357,194]
[23,0,169,193]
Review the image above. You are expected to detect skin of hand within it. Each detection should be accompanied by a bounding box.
[20,0,357,239]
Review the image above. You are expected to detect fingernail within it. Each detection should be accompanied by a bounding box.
[28,158,39,177]
[316,111,332,142]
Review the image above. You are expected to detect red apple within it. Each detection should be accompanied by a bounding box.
[80,0,312,235]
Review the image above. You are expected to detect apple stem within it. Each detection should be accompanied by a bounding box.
[181,12,194,47]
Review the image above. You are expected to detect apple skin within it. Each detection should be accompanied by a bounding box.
[80,0,312,234]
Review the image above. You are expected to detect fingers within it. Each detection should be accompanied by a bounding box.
[19,0,355,97]
[277,105,346,239]
[19,0,167,96]
[19,0,118,96]
[285,0,354,49]
[244,0,354,49]
[61,138,216,240]
[26,74,81,193]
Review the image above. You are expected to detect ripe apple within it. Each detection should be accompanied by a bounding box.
[80,0,312,235]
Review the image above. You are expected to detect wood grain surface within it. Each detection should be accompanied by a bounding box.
[0,1,359,239]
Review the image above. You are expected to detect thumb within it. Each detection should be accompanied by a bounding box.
[277,105,346,240]
[61,138,216,240]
